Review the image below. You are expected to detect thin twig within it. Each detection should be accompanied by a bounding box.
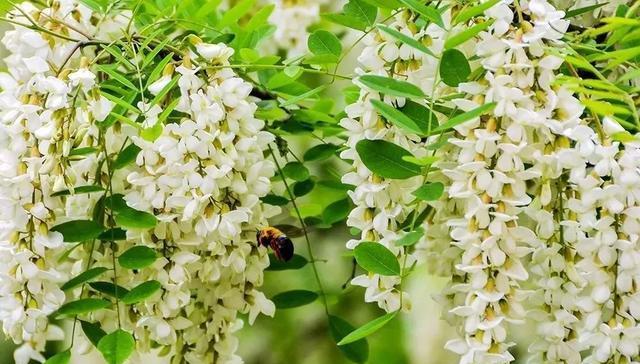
[268,144,330,316]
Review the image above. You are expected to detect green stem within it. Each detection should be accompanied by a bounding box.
[0,17,80,42]
[100,135,122,328]
[268,144,330,316]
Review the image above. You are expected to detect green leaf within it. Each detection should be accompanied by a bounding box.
[98,228,128,241]
[104,194,128,212]
[361,0,402,8]
[44,350,70,364]
[412,182,444,201]
[219,0,256,28]
[122,280,162,305]
[145,53,173,89]
[322,13,368,32]
[399,0,444,28]
[56,298,111,317]
[565,2,608,18]
[261,194,290,206]
[266,254,308,271]
[400,101,437,132]
[51,220,104,243]
[141,38,171,69]
[354,242,401,276]
[282,162,310,181]
[303,143,339,161]
[292,109,336,123]
[344,0,377,28]
[280,85,327,107]
[403,155,439,166]
[293,179,315,197]
[376,24,435,58]
[338,312,398,345]
[114,207,158,230]
[444,19,494,49]
[565,55,600,75]
[107,112,138,129]
[118,246,157,270]
[61,267,109,291]
[355,140,421,179]
[102,45,134,70]
[431,102,497,134]
[440,49,471,87]
[81,320,106,347]
[69,147,98,157]
[157,98,180,126]
[453,0,501,25]
[370,99,425,135]
[89,282,129,298]
[308,30,342,57]
[113,144,141,170]
[267,71,299,90]
[583,99,631,116]
[97,329,135,364]
[246,4,275,32]
[272,290,318,309]
[51,185,104,197]
[359,75,425,99]
[396,227,424,247]
[612,131,637,142]
[96,65,138,91]
[329,315,369,363]
[594,46,640,71]
[322,198,351,225]
[100,90,142,114]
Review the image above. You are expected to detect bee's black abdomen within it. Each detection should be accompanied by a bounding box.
[275,236,294,262]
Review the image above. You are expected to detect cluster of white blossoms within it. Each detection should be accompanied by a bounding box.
[115,40,279,363]
[342,0,640,363]
[438,0,640,363]
[263,0,328,57]
[0,1,278,363]
[0,1,128,363]
[438,0,575,361]
[340,10,454,312]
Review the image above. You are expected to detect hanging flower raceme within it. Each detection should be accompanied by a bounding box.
[428,0,601,363]
[0,2,277,364]
[340,9,457,312]
[0,1,127,363]
[113,38,279,363]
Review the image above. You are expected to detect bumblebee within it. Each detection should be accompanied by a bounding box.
[256,227,294,262]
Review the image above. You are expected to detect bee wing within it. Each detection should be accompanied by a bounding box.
[273,224,305,238]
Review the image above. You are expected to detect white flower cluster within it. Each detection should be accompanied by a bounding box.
[439,1,640,363]
[115,42,279,363]
[439,0,576,361]
[0,2,277,363]
[340,10,453,312]
[263,0,327,57]
[0,2,128,363]
[430,0,640,363]
[565,120,640,364]
[342,0,640,363]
